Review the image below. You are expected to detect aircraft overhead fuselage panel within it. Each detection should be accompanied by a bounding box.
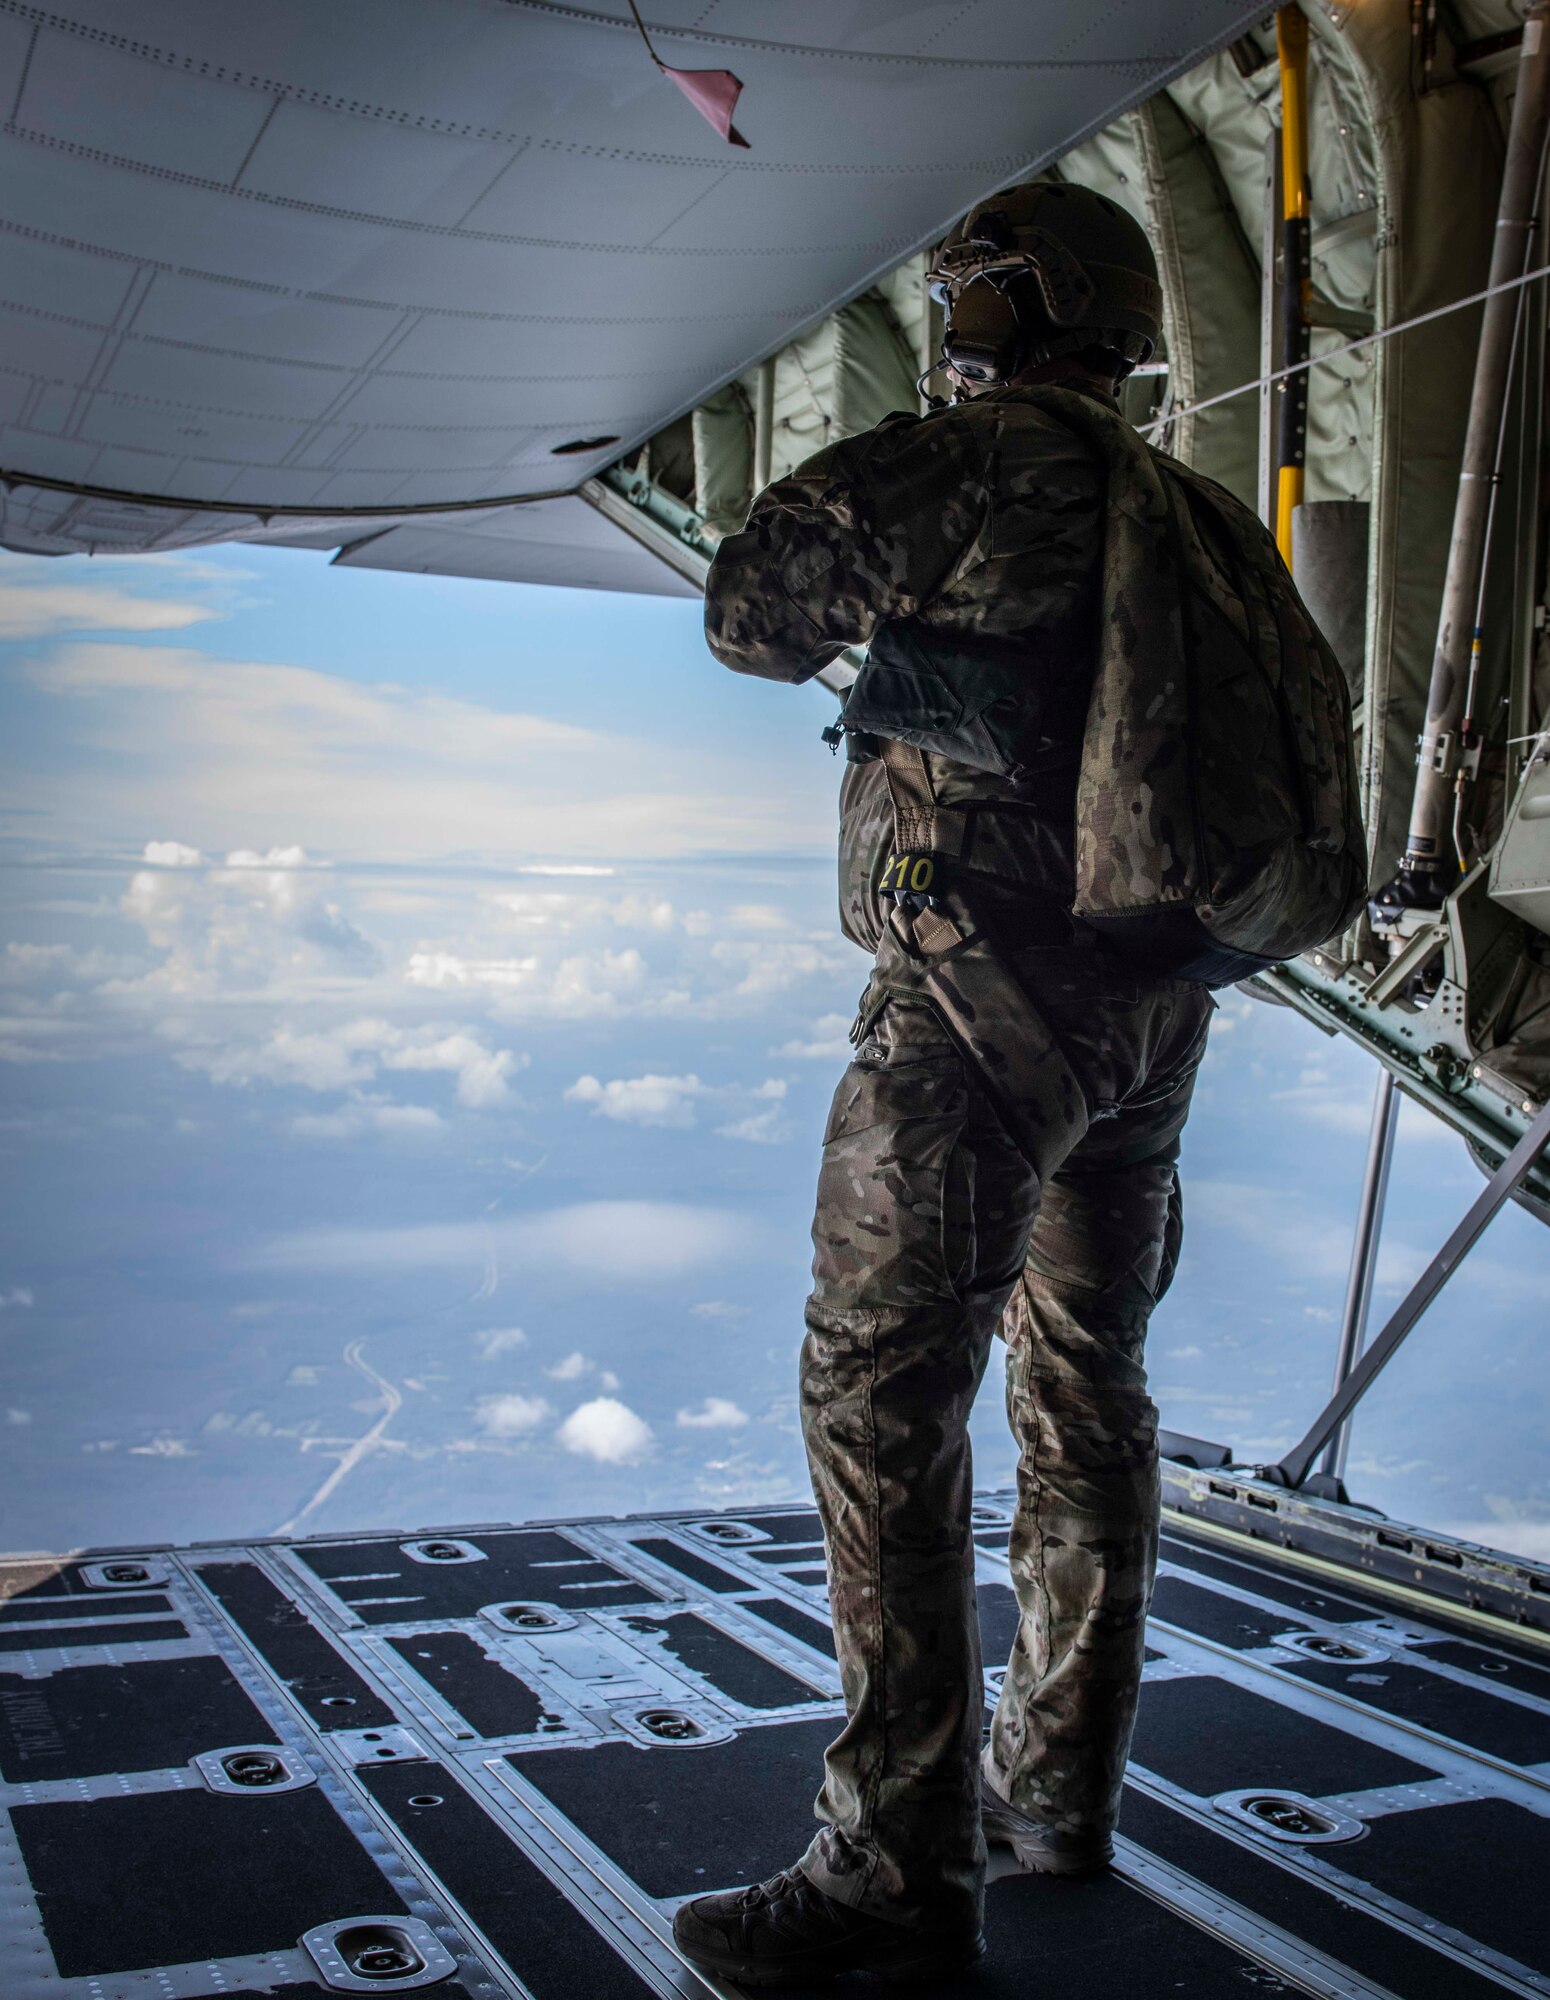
[0,0,1266,561]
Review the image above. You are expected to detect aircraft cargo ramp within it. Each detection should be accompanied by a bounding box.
[2,1480,1547,2000]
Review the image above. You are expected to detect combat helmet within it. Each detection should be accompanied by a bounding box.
[929,179,1162,390]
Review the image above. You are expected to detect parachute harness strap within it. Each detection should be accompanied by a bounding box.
[877,737,968,955]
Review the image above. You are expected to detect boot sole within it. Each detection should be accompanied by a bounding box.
[674,1929,986,1987]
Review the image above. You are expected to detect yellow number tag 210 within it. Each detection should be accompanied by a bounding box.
[879,852,936,897]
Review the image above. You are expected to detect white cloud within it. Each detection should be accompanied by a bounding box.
[26,640,823,864]
[709,937,852,1008]
[261,1200,753,1283]
[0,581,215,640]
[1,944,72,983]
[174,1017,521,1117]
[476,1392,552,1438]
[492,890,677,934]
[406,951,538,992]
[381,1032,523,1109]
[1165,1344,1204,1363]
[565,1071,790,1139]
[475,1327,528,1359]
[545,1351,592,1382]
[774,1014,853,1061]
[566,1071,704,1128]
[692,1300,749,1321]
[6,1407,32,1425]
[118,861,377,998]
[718,1080,791,1145]
[290,1100,444,1140]
[225,846,314,869]
[677,1397,750,1430]
[1267,1078,1374,1137]
[557,1396,653,1465]
[517,864,616,877]
[0,1287,34,1311]
[143,840,204,867]
[128,1436,196,1457]
[599,1369,621,1391]
[726,904,792,933]
[1185,1179,1356,1285]
[286,1364,322,1386]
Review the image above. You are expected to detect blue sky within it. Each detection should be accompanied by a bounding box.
[2,543,1547,1562]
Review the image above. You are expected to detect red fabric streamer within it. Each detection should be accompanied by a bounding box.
[661,63,749,148]
[625,1,750,149]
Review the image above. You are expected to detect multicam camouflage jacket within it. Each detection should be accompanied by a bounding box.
[705,382,1366,978]
[704,384,1110,951]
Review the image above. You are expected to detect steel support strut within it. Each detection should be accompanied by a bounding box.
[1400,1,1550,891]
[1267,1094,1550,1491]
[1314,1067,1400,1491]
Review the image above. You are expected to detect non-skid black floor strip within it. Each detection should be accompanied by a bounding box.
[1330,1797,1550,1973]
[295,1530,662,1624]
[1150,1573,1307,1649]
[629,1537,749,1595]
[1416,1636,1550,1706]
[518,1718,1317,1999]
[1118,1785,1512,2000]
[0,1655,276,1782]
[387,1632,559,1739]
[196,1561,398,1729]
[0,1592,170,1624]
[10,1785,405,1976]
[743,1596,838,1659]
[1130,1674,1437,1798]
[977,1581,1022,1665]
[966,1865,1344,2000]
[730,1513,822,1544]
[1159,1533,1377,1624]
[0,1617,187,1653]
[617,1610,827,1709]
[509,1716,840,1898]
[361,1759,658,1997]
[1281,1653,1550,1766]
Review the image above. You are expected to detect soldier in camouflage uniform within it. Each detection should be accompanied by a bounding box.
[673,182,1216,1988]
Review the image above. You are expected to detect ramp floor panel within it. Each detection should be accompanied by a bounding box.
[198,1560,400,1728]
[508,1715,841,1898]
[1150,1571,1312,1648]
[0,1591,172,1623]
[742,1594,837,1658]
[1280,1653,1550,1765]
[0,1654,277,1781]
[296,1530,664,1623]
[1117,1786,1514,2000]
[11,1785,409,1976]
[1414,1635,1550,1704]
[1327,1797,1550,1972]
[386,1632,559,1740]
[1129,1672,1439,1797]
[626,1538,749,1595]
[614,1609,829,1710]
[0,1615,189,1652]
[361,1759,661,1998]
[1,1493,1545,1999]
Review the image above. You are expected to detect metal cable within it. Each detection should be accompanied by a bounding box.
[1137,257,1550,438]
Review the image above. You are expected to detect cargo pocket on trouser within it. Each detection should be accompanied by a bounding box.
[809,999,977,1314]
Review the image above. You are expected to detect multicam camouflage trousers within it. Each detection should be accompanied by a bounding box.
[796,916,1213,1932]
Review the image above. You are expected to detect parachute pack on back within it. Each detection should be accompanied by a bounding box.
[1027,386,1368,988]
